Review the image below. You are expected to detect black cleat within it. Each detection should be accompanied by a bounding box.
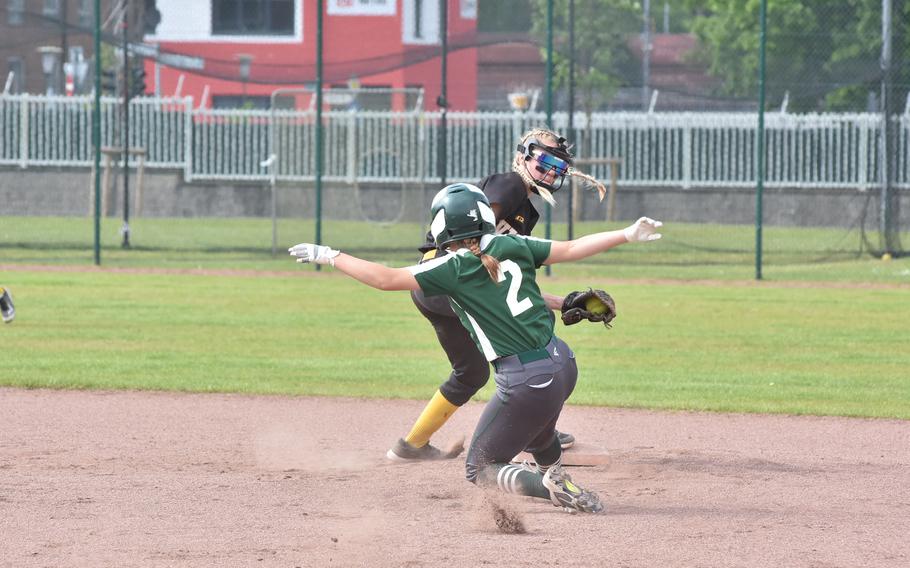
[556,430,575,450]
[386,438,464,462]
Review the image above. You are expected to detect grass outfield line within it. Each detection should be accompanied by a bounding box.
[2,268,907,419]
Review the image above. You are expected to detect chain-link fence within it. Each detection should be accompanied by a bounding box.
[1,0,907,273]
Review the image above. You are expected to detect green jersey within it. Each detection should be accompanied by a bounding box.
[409,234,553,361]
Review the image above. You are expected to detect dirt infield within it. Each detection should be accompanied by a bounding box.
[1,388,907,567]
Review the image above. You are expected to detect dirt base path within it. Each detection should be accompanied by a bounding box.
[1,388,907,567]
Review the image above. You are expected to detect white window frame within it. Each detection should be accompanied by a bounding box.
[8,0,25,25]
[402,0,439,45]
[77,0,92,27]
[460,0,476,20]
[146,0,303,44]
[211,0,295,37]
[43,0,61,17]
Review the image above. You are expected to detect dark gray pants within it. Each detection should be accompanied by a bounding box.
[464,337,577,483]
[411,289,491,407]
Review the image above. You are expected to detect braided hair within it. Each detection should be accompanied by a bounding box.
[449,237,501,282]
[512,128,608,206]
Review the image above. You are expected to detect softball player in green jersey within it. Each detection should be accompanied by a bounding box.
[289,183,662,513]
[392,128,606,461]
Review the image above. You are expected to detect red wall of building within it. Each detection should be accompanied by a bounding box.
[150,0,477,110]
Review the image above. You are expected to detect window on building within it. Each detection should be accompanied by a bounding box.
[43,0,61,17]
[212,95,271,109]
[7,57,25,94]
[212,0,294,36]
[7,0,25,25]
[78,0,92,27]
[413,0,423,39]
[460,0,476,20]
[403,0,438,44]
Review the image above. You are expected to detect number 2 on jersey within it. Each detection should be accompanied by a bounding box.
[497,259,533,317]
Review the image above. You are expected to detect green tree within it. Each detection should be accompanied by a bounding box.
[682,0,909,111]
[529,0,640,118]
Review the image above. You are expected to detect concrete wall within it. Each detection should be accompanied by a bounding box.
[1,166,906,229]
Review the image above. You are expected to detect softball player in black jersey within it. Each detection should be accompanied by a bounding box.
[388,128,611,462]
[289,183,662,513]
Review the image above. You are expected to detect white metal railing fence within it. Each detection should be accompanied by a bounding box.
[2,94,908,190]
[0,94,191,170]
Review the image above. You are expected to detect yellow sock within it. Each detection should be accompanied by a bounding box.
[404,390,459,448]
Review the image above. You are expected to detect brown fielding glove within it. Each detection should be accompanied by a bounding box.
[560,288,617,328]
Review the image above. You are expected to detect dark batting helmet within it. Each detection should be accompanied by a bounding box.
[429,183,496,248]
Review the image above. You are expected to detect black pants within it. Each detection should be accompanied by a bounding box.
[464,337,577,483]
[410,288,491,407]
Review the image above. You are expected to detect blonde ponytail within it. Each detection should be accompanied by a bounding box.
[566,168,607,201]
[451,238,501,282]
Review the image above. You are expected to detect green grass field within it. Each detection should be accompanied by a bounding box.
[2,215,908,283]
[2,264,907,419]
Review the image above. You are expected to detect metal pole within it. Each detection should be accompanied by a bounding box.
[121,5,130,249]
[437,0,448,187]
[755,0,767,280]
[544,0,553,277]
[61,0,68,93]
[268,94,277,257]
[567,0,575,241]
[93,0,102,265]
[270,163,277,256]
[642,0,651,110]
[154,58,160,97]
[880,0,896,255]
[315,0,324,270]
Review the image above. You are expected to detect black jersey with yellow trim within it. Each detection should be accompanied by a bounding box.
[417,172,539,256]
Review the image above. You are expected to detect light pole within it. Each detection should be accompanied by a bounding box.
[237,54,253,107]
[38,46,63,95]
[437,0,448,187]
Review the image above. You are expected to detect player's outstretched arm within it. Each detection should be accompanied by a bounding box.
[544,217,662,265]
[541,292,565,310]
[289,243,419,292]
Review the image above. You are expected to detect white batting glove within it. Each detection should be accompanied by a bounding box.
[623,217,663,242]
[288,243,341,266]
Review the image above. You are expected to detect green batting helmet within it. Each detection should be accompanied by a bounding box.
[429,183,496,248]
